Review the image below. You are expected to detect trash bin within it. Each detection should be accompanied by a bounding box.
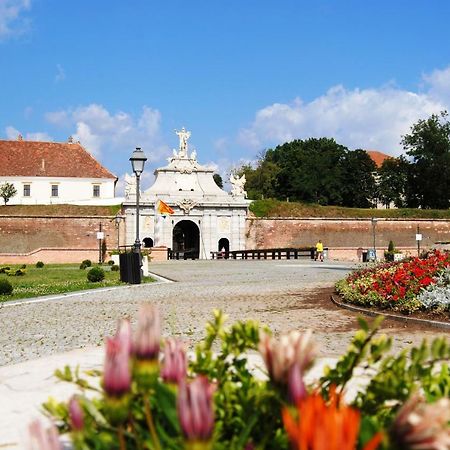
[310,248,316,260]
[362,250,368,263]
[119,252,142,284]
[323,248,328,260]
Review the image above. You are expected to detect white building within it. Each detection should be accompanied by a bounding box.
[0,137,118,205]
[123,128,250,259]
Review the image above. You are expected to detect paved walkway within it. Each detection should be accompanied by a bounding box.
[0,260,448,447]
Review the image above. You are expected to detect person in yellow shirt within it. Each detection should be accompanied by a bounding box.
[315,240,324,261]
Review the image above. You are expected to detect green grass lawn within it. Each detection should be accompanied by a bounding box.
[250,199,450,219]
[0,263,154,301]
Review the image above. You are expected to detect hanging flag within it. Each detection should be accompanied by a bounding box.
[157,200,174,215]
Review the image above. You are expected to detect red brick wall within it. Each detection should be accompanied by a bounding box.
[0,215,120,263]
[246,218,450,260]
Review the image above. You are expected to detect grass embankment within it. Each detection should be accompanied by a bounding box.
[0,204,122,216]
[0,263,154,301]
[250,199,450,219]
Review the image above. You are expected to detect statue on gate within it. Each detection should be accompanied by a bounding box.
[230,173,247,198]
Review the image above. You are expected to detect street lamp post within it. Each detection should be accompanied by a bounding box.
[371,217,378,261]
[114,213,122,251]
[130,147,147,255]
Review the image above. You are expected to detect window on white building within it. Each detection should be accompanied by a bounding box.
[93,185,100,197]
[51,184,59,197]
[23,184,31,197]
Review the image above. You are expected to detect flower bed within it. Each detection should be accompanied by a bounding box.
[29,307,450,450]
[336,250,450,315]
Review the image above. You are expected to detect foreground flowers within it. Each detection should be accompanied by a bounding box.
[283,389,383,450]
[38,309,449,450]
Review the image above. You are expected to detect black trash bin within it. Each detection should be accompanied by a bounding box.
[310,248,316,260]
[119,252,141,284]
[362,250,368,263]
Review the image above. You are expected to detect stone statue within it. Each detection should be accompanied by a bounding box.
[175,127,191,158]
[190,149,197,161]
[230,173,247,198]
[124,173,137,199]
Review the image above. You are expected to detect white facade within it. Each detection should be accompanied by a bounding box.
[123,129,249,259]
[0,176,117,206]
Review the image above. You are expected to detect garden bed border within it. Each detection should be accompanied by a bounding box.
[330,294,450,330]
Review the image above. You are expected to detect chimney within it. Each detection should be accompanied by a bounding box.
[18,134,23,141]
[68,136,74,144]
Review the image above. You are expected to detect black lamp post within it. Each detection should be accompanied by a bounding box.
[371,217,378,261]
[130,147,147,254]
[114,213,122,251]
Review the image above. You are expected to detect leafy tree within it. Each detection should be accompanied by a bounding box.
[236,158,281,200]
[340,149,377,208]
[0,182,17,205]
[401,111,450,209]
[377,156,410,208]
[213,173,223,189]
[267,138,347,205]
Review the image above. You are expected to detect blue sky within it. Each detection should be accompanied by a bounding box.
[2,0,450,190]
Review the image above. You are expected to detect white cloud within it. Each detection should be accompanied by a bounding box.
[45,103,169,161]
[5,125,52,141]
[0,0,31,40]
[55,64,66,82]
[238,68,450,156]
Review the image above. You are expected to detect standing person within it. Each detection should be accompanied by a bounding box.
[315,239,324,261]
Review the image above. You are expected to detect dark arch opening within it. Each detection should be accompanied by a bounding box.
[172,220,200,259]
[143,237,154,248]
[218,238,229,252]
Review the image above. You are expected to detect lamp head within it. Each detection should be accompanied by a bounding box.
[130,147,147,176]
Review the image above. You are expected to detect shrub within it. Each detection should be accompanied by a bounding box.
[36,261,44,268]
[388,240,395,252]
[81,259,92,268]
[14,269,26,276]
[20,264,26,269]
[79,262,87,270]
[0,279,13,295]
[108,260,115,265]
[0,267,10,274]
[87,266,105,282]
[111,264,119,272]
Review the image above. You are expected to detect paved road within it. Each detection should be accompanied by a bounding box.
[0,259,446,367]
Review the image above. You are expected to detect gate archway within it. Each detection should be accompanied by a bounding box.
[218,238,229,252]
[172,220,200,259]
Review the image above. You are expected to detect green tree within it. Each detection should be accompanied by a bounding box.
[340,149,377,208]
[377,156,410,208]
[401,111,450,209]
[0,182,17,205]
[267,138,347,205]
[213,173,223,189]
[236,156,281,200]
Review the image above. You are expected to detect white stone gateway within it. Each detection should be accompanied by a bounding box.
[123,128,250,259]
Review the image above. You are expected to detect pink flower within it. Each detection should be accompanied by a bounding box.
[258,329,316,384]
[133,305,161,361]
[391,393,450,449]
[68,395,84,431]
[115,318,132,354]
[161,338,187,384]
[288,362,307,404]
[177,376,215,442]
[28,419,61,450]
[103,335,131,397]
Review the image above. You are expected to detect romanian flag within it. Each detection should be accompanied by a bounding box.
[157,200,174,215]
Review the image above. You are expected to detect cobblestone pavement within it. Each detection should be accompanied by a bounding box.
[0,259,448,367]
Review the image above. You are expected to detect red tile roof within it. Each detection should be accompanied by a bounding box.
[0,139,117,179]
[366,150,392,168]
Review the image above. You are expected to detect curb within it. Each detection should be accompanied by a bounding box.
[330,294,450,331]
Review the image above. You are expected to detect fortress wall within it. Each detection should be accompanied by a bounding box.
[0,215,119,263]
[246,217,450,261]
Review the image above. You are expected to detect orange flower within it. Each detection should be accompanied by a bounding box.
[282,388,382,450]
